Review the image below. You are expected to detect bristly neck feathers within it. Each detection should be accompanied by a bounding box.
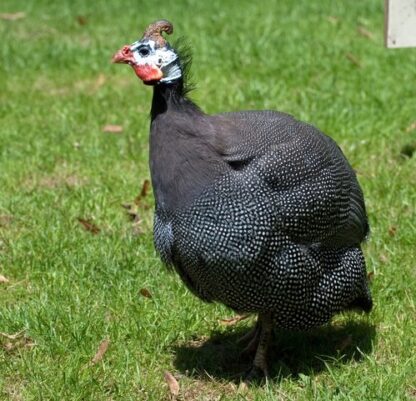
[150,80,201,121]
[149,49,224,213]
[150,44,200,120]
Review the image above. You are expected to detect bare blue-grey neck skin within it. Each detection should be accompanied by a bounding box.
[129,38,182,84]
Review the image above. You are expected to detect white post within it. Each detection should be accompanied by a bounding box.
[385,0,416,48]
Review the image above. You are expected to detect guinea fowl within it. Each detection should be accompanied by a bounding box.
[113,20,372,379]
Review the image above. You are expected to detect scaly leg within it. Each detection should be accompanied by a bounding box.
[244,312,273,381]
[238,319,261,356]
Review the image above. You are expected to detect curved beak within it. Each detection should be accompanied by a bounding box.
[112,45,134,64]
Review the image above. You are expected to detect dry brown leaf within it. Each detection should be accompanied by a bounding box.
[406,122,416,133]
[76,15,87,25]
[388,226,397,237]
[218,314,249,326]
[0,12,25,21]
[102,124,123,134]
[132,180,152,209]
[91,339,110,364]
[0,274,10,284]
[357,26,374,40]
[164,371,180,399]
[139,179,151,198]
[139,288,152,299]
[77,218,100,235]
[122,179,152,221]
[345,53,362,67]
[367,271,375,282]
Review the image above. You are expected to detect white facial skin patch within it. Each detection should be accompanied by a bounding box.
[130,39,182,83]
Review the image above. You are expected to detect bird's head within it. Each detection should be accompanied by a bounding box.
[112,20,181,85]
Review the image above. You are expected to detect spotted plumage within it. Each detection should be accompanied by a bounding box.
[154,110,371,324]
[114,20,372,379]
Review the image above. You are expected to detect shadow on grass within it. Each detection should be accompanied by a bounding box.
[173,319,375,383]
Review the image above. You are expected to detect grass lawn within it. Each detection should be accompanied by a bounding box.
[1,0,416,399]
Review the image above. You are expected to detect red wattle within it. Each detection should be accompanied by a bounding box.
[133,64,163,82]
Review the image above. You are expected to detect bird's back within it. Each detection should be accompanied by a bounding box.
[212,110,369,246]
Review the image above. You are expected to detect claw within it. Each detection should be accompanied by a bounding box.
[243,364,270,383]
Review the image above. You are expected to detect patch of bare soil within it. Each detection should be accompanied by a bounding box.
[180,378,244,401]
[37,174,85,189]
[0,215,13,228]
[1,376,26,401]
[22,164,87,190]
[0,330,36,353]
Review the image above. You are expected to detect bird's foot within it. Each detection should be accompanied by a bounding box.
[243,362,270,383]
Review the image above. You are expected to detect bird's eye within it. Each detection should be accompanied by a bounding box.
[138,47,150,57]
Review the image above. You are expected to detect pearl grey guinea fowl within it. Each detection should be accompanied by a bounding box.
[113,20,372,379]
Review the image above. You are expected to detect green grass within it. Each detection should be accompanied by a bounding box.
[1,0,416,400]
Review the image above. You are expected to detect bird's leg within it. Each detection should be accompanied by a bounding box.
[237,319,260,345]
[238,318,261,357]
[244,312,273,381]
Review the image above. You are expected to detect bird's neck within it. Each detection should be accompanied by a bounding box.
[149,81,222,212]
[150,79,200,120]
